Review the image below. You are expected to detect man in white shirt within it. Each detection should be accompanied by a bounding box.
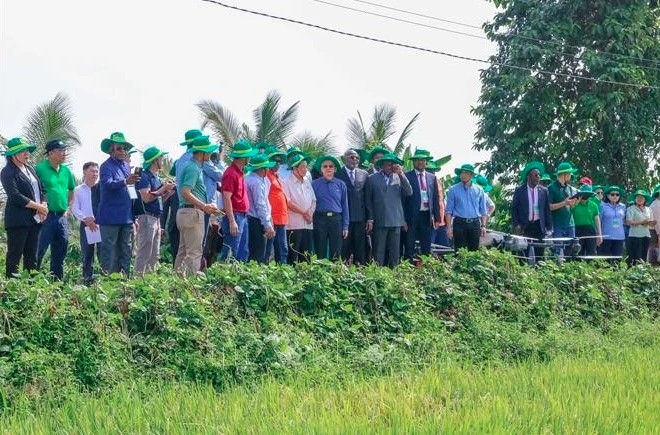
[649,185,660,264]
[71,162,100,285]
[282,154,316,263]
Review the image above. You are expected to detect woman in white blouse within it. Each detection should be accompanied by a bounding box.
[625,189,655,265]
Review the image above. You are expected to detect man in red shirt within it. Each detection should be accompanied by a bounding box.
[264,146,289,264]
[219,139,258,262]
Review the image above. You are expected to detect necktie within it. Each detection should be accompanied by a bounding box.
[349,170,355,184]
[531,188,536,221]
[419,173,428,208]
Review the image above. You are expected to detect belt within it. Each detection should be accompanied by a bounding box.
[454,217,479,224]
[49,211,66,216]
[315,211,340,217]
[138,211,161,218]
[180,204,196,209]
[234,211,247,216]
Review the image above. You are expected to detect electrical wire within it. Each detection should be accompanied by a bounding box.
[198,0,660,90]
[345,0,660,68]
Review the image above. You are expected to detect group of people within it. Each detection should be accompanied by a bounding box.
[510,161,660,265]
[2,132,659,282]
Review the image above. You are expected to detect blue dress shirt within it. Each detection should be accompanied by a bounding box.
[312,176,350,230]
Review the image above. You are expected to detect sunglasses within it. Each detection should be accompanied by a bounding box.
[609,193,620,197]
[347,155,359,159]
[321,165,335,169]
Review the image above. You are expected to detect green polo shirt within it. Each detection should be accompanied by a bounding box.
[547,180,575,228]
[178,160,207,205]
[572,200,599,229]
[35,160,76,213]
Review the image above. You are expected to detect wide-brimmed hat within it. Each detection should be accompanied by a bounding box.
[142,146,168,169]
[454,163,477,176]
[264,145,286,162]
[604,185,625,198]
[520,161,545,182]
[101,132,134,154]
[353,148,369,165]
[289,153,312,168]
[368,145,389,162]
[576,184,595,198]
[374,153,403,167]
[652,185,660,199]
[286,146,303,158]
[314,155,342,172]
[632,189,652,204]
[245,153,276,172]
[3,137,37,156]
[579,176,593,186]
[408,149,433,161]
[474,174,493,193]
[180,129,203,146]
[229,139,258,159]
[554,161,578,176]
[425,161,440,173]
[189,136,219,154]
[44,139,67,153]
[592,184,603,193]
[540,173,552,183]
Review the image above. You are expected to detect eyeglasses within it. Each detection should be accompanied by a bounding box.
[595,191,603,195]
[609,193,620,197]
[321,165,335,169]
[347,155,359,159]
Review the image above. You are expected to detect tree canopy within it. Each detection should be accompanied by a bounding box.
[473,0,660,189]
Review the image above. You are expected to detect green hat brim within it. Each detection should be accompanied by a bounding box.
[454,167,476,176]
[520,161,545,182]
[604,186,625,197]
[314,155,342,172]
[101,138,134,154]
[192,144,219,154]
[267,150,287,160]
[408,154,433,161]
[3,144,37,156]
[229,148,258,159]
[374,154,403,167]
[142,151,169,169]
[246,161,277,172]
[289,154,313,168]
[555,168,578,175]
[368,146,389,162]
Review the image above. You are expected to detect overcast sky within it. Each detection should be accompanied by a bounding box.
[1,0,497,177]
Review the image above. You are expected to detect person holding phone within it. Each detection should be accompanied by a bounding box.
[97,132,140,275]
[548,162,579,259]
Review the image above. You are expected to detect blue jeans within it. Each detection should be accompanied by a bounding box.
[266,225,288,264]
[220,213,249,262]
[99,224,134,275]
[37,212,69,280]
[552,225,575,258]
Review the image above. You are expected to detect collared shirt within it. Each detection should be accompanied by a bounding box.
[98,156,133,225]
[282,174,316,230]
[548,181,576,227]
[527,185,540,221]
[267,171,288,226]
[72,183,96,222]
[415,170,430,211]
[178,160,206,205]
[136,170,163,215]
[626,205,653,238]
[246,172,273,230]
[445,182,487,219]
[35,160,75,213]
[572,200,599,229]
[600,202,626,240]
[221,162,249,213]
[203,160,224,203]
[312,176,350,230]
[175,151,192,179]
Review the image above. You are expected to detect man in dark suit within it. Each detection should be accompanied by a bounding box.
[510,161,553,264]
[403,149,441,260]
[365,153,413,268]
[336,149,369,264]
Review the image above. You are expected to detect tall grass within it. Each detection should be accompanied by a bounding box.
[3,343,658,434]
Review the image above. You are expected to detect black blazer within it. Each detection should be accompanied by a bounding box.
[1,159,45,229]
[335,166,368,222]
[510,184,552,235]
[403,170,441,225]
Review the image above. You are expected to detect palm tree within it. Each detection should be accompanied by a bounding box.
[289,131,337,161]
[22,92,81,165]
[346,104,420,156]
[197,90,301,153]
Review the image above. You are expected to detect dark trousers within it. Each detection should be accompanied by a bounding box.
[313,213,343,260]
[372,226,401,268]
[266,225,288,264]
[342,221,366,264]
[452,218,481,252]
[575,225,597,256]
[432,225,451,247]
[99,224,133,275]
[405,211,433,260]
[247,216,268,264]
[80,223,100,283]
[37,212,69,280]
[523,220,545,262]
[5,225,41,278]
[627,236,649,265]
[598,239,624,257]
[287,229,313,264]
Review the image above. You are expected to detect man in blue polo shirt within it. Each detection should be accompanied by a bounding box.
[445,164,488,252]
[35,139,76,280]
[312,155,349,260]
[97,132,140,275]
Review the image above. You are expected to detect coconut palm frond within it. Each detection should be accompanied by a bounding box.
[290,131,337,160]
[393,112,420,155]
[346,111,368,149]
[369,104,397,146]
[22,92,80,164]
[253,90,282,145]
[197,99,241,148]
[401,145,414,171]
[277,100,300,147]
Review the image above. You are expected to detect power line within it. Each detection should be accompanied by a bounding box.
[345,0,660,68]
[198,0,660,90]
